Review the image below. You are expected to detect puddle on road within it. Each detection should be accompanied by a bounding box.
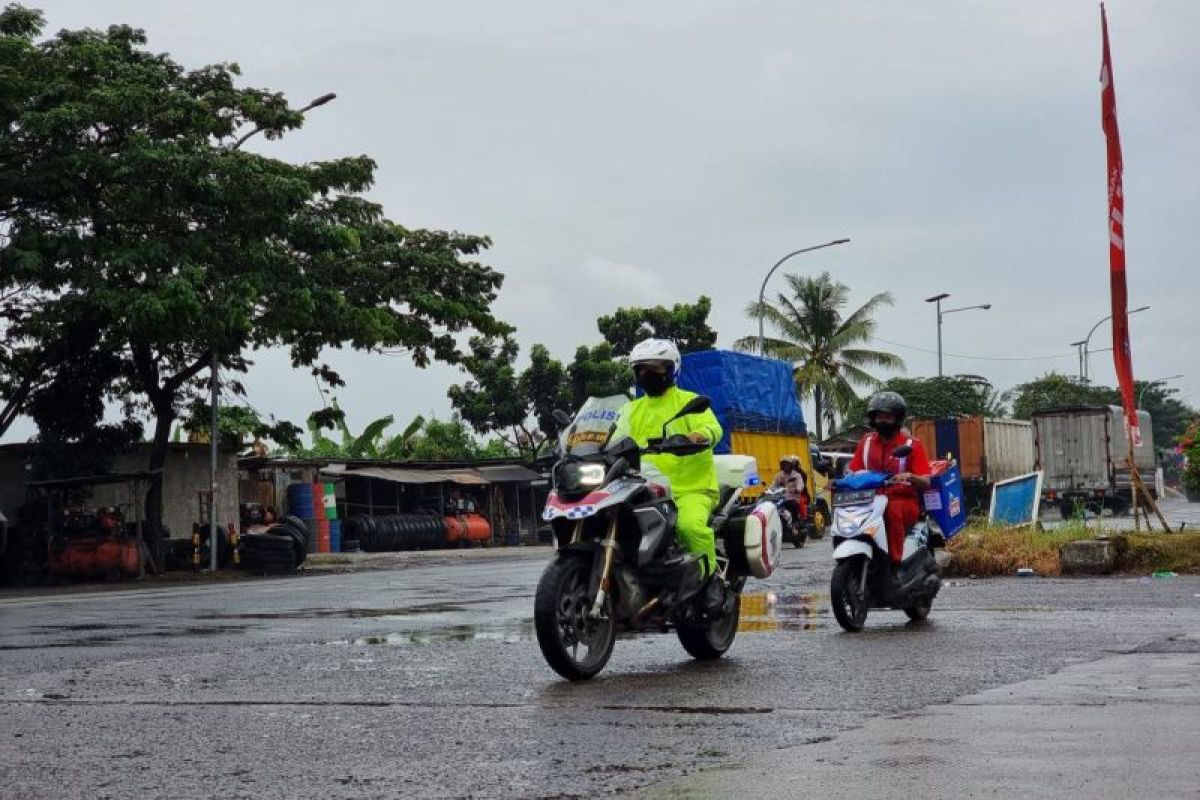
[2,623,254,650]
[334,592,829,648]
[338,620,535,647]
[738,591,828,633]
[197,603,466,621]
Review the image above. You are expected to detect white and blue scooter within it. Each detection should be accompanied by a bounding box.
[828,446,943,632]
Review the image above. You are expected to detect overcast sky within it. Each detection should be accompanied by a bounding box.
[7,1,1199,443]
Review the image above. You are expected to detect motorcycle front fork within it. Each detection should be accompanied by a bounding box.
[589,515,619,618]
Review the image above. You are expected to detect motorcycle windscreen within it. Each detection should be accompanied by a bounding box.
[560,395,627,455]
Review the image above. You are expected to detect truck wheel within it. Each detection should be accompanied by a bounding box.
[1058,502,1072,521]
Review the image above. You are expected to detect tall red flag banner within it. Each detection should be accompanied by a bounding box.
[1100,4,1141,446]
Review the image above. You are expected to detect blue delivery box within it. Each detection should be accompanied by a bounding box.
[923,461,967,539]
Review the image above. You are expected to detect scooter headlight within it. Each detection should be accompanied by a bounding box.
[556,461,606,495]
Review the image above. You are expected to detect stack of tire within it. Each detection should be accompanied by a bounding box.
[344,513,445,552]
[240,516,308,574]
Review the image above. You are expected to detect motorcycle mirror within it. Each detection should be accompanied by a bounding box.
[552,409,572,429]
[661,395,712,439]
[892,444,913,458]
[675,395,711,418]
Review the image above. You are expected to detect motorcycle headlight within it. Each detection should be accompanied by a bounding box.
[556,461,607,494]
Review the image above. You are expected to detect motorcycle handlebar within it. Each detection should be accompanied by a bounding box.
[644,435,708,457]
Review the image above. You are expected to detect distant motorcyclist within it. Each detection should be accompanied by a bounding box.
[771,455,809,527]
[614,339,723,584]
[848,392,931,565]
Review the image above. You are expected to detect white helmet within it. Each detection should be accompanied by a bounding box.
[628,338,681,376]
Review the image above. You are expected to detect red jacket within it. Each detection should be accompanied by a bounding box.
[849,430,931,479]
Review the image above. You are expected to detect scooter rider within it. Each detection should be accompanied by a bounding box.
[771,455,809,526]
[614,339,723,586]
[848,392,931,566]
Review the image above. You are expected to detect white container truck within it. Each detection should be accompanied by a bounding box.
[1033,405,1155,518]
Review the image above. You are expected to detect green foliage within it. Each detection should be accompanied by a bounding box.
[0,9,507,532]
[181,402,302,450]
[598,296,718,356]
[843,375,1009,423]
[1134,382,1195,444]
[390,417,492,461]
[1010,374,1118,420]
[567,343,632,409]
[521,344,571,439]
[735,271,903,441]
[288,400,411,459]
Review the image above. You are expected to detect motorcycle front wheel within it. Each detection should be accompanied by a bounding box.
[677,591,741,660]
[534,555,616,681]
[831,557,870,632]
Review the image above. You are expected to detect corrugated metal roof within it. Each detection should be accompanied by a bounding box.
[324,466,489,485]
[475,465,542,483]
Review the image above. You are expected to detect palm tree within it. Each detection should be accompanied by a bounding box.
[735,271,904,442]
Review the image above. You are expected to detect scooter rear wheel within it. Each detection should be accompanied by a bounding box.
[904,600,931,622]
[831,557,870,632]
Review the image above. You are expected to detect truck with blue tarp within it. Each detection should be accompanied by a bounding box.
[676,350,829,538]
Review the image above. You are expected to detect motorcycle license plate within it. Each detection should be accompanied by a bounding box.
[834,489,876,508]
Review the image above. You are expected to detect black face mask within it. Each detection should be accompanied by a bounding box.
[637,371,673,397]
[872,421,901,439]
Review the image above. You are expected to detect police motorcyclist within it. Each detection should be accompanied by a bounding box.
[848,391,931,566]
[613,339,723,594]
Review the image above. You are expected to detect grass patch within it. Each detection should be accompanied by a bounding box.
[1112,533,1200,574]
[946,524,1091,577]
[946,524,1200,577]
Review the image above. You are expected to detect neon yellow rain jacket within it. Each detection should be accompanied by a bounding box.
[613,387,723,495]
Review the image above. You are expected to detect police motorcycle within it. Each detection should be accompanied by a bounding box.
[826,445,943,632]
[536,396,782,681]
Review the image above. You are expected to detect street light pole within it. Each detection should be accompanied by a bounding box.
[209,91,337,571]
[1080,304,1150,382]
[925,294,991,377]
[756,238,850,354]
[1069,340,1088,380]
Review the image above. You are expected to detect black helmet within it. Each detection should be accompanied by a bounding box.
[866,391,907,424]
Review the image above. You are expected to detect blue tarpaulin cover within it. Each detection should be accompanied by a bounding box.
[677,350,806,454]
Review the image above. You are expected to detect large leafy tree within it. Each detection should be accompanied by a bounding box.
[567,342,632,409]
[843,375,1009,424]
[598,296,718,356]
[1011,373,1194,443]
[736,272,903,441]
[448,338,566,461]
[0,9,507,542]
[1010,374,1118,420]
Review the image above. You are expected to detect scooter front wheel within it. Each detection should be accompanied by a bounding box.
[534,555,616,680]
[831,557,870,632]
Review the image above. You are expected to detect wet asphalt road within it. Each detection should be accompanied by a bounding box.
[2,542,1199,799]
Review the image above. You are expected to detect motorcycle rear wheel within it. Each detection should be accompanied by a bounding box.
[534,555,616,681]
[677,591,741,660]
[831,557,870,632]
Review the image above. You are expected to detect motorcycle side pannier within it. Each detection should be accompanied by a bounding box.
[720,501,782,579]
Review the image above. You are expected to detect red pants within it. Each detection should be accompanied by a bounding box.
[882,486,921,565]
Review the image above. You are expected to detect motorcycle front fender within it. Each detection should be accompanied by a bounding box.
[833,539,873,561]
